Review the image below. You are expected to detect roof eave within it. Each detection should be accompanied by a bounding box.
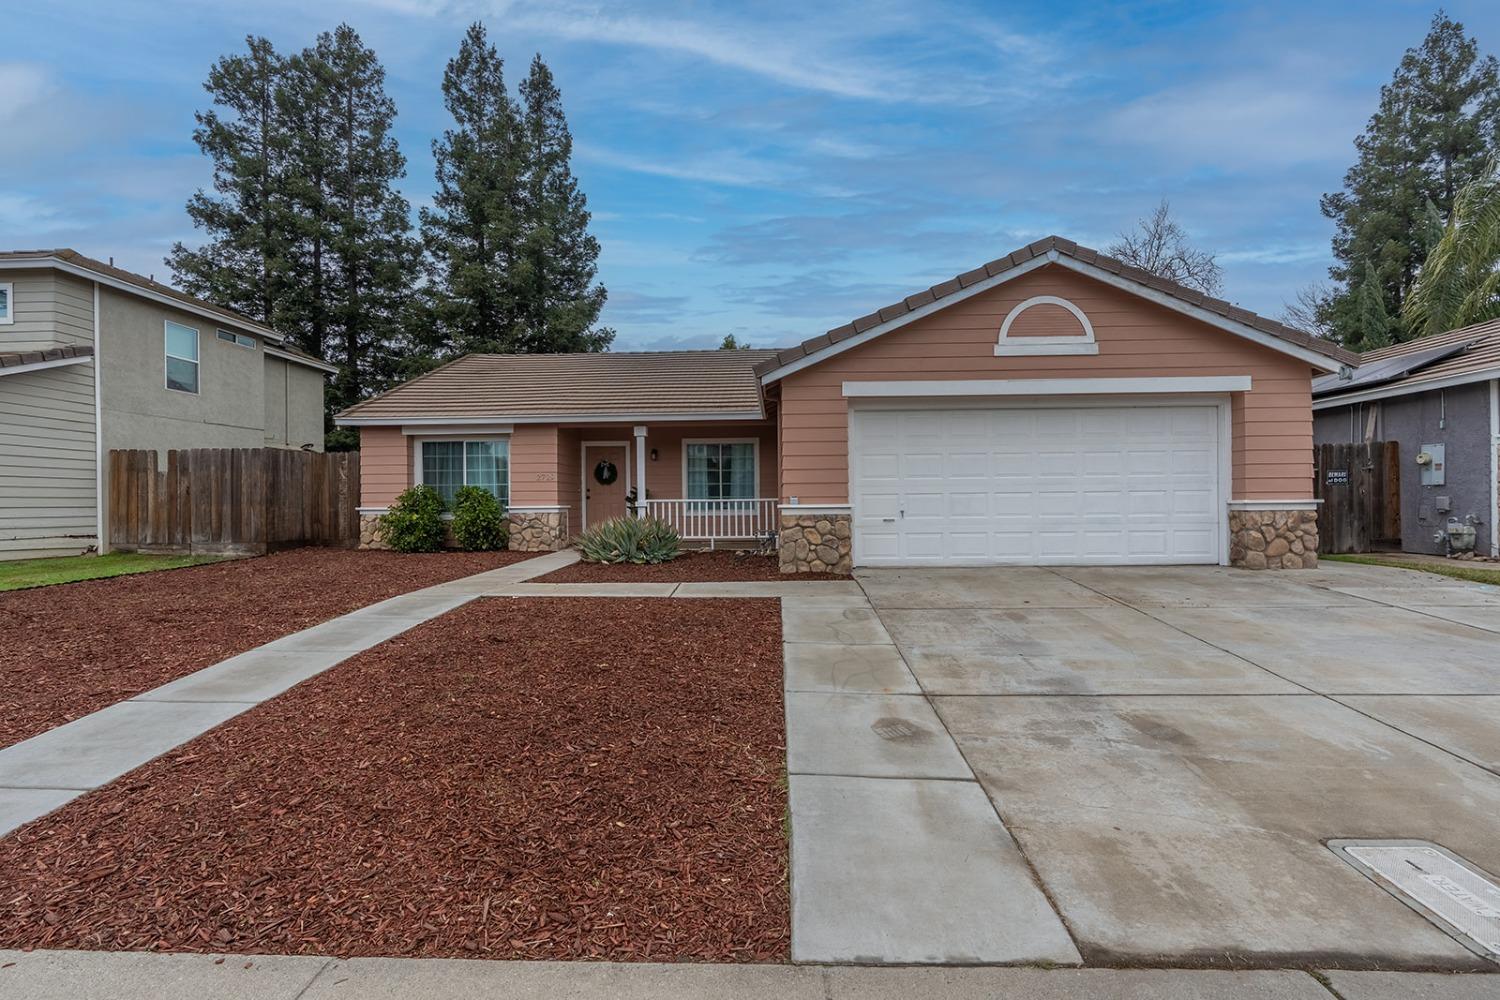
[0,255,286,343]
[335,409,769,428]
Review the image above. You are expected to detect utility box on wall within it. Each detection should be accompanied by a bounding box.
[1417,443,1445,486]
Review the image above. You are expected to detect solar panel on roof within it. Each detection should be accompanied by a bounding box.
[1312,339,1475,396]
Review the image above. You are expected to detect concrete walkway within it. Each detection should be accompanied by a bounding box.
[4,948,1495,1000]
[781,592,1081,966]
[0,549,580,837]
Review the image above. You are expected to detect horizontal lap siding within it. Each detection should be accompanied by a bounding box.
[778,265,1317,504]
[511,425,560,507]
[0,362,98,559]
[358,427,410,508]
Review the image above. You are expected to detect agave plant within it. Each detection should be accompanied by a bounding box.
[574,516,682,564]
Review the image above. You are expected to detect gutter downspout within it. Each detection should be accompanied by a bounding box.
[1491,379,1498,558]
[93,280,106,554]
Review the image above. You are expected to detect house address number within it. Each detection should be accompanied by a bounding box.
[534,472,557,481]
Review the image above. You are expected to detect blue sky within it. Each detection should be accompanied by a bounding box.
[6,1,1499,350]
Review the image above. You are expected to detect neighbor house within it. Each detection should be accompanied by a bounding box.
[338,236,1355,572]
[0,250,335,560]
[1313,319,1500,558]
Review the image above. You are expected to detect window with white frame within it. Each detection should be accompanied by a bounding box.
[0,283,12,324]
[165,321,200,393]
[217,329,256,349]
[420,439,509,507]
[685,441,756,509]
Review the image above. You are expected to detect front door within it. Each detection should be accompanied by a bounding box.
[584,444,629,527]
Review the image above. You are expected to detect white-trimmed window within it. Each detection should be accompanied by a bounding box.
[165,321,200,393]
[419,439,509,507]
[217,329,256,349]
[0,283,12,324]
[685,440,757,508]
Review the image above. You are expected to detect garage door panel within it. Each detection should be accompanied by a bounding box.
[851,403,1224,567]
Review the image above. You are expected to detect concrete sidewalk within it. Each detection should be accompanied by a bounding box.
[4,949,1496,1000]
[0,549,578,837]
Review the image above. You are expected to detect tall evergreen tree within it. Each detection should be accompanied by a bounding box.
[420,23,523,356]
[168,36,290,323]
[513,54,613,353]
[1320,11,1500,343]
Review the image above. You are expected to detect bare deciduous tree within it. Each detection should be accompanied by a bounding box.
[1280,283,1335,336]
[1107,200,1223,295]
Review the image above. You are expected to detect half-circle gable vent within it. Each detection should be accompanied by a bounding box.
[994,295,1098,356]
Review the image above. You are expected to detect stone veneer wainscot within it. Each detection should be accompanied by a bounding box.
[509,509,568,552]
[779,511,853,574]
[1229,508,1319,569]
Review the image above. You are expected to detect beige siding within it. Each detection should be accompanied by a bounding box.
[0,360,98,559]
[777,264,1317,504]
[262,356,326,450]
[1,269,94,352]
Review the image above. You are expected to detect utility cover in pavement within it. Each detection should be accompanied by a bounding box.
[1330,840,1500,962]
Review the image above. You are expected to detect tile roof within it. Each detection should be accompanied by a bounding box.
[1313,317,1500,400]
[0,249,281,339]
[337,350,782,423]
[753,235,1358,377]
[0,344,94,372]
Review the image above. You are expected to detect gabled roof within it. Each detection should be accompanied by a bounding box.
[1312,317,1500,408]
[754,235,1356,383]
[336,350,781,425]
[0,249,283,342]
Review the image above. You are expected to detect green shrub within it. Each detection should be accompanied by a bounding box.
[451,485,508,551]
[575,516,681,564]
[382,484,446,553]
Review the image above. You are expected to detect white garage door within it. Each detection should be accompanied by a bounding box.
[850,404,1223,566]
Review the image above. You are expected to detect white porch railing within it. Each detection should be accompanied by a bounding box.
[641,498,779,544]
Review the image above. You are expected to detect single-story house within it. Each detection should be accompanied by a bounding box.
[337,236,1355,572]
[0,249,335,560]
[1313,318,1500,558]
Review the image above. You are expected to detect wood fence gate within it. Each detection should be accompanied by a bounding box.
[1313,441,1400,554]
[109,448,360,555]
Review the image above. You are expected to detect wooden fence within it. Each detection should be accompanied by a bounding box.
[1313,441,1400,554]
[108,448,360,555]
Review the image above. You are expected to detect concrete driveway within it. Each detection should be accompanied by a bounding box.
[795,560,1500,969]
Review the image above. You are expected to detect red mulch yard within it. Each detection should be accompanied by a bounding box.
[0,597,788,963]
[0,548,536,750]
[537,550,848,582]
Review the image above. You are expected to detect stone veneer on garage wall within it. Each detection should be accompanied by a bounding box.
[779,512,853,574]
[1229,508,1320,569]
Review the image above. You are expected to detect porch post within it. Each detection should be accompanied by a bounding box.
[633,424,647,517]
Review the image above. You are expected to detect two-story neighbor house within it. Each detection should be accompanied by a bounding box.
[0,250,335,560]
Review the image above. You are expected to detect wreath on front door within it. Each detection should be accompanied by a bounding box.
[593,459,619,485]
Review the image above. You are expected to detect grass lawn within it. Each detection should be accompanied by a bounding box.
[0,552,225,592]
[1326,553,1500,587]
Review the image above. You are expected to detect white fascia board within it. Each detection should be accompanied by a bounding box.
[757,249,1344,385]
[0,257,285,344]
[0,354,94,377]
[509,505,572,512]
[265,345,338,374]
[1227,499,1323,509]
[759,254,1055,386]
[1048,256,1344,373]
[1312,368,1500,409]
[337,410,767,427]
[842,376,1252,398]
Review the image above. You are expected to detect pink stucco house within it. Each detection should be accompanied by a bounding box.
[336,237,1355,572]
